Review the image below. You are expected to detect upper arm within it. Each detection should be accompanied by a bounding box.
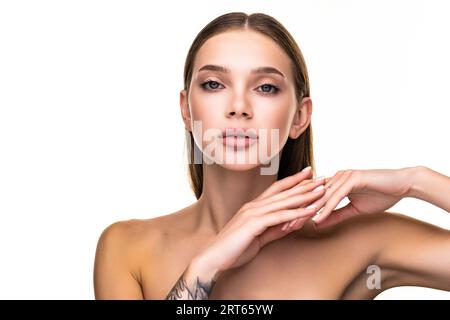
[93,221,144,299]
[376,212,450,292]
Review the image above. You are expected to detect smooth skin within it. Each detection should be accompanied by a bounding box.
[94,30,450,299]
[94,166,450,299]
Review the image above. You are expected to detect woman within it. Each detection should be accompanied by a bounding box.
[93,12,450,300]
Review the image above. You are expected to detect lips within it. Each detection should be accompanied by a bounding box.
[219,128,258,148]
[221,136,258,148]
[221,128,258,139]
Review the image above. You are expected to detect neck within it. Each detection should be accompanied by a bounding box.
[194,164,277,235]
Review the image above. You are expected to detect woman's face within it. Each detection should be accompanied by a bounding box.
[181,30,311,172]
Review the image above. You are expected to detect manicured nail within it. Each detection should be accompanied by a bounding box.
[314,175,324,181]
[301,166,311,172]
[288,219,298,229]
[312,211,321,222]
[282,222,289,231]
[306,204,317,209]
[293,218,303,229]
[312,185,324,192]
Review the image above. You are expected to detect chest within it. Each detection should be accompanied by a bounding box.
[209,245,360,299]
[141,237,373,300]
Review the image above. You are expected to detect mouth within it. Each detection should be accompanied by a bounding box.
[219,128,259,148]
[220,128,258,139]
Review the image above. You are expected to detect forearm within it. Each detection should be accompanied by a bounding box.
[165,256,221,300]
[407,166,450,212]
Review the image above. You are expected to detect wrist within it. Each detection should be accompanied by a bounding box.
[189,255,222,282]
[405,165,428,199]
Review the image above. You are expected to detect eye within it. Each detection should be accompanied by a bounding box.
[200,80,280,95]
[200,80,224,91]
[257,83,280,95]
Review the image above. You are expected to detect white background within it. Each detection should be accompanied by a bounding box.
[0,0,449,299]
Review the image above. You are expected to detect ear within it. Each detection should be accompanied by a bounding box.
[179,89,192,132]
[289,97,313,139]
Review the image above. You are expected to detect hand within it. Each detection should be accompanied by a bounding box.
[194,166,326,275]
[299,167,415,229]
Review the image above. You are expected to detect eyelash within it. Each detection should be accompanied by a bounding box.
[200,80,280,96]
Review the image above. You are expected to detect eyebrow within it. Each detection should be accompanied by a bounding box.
[197,64,286,78]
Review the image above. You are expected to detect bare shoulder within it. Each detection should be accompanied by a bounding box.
[367,210,450,264]
[328,210,450,298]
[95,210,186,267]
[338,210,449,244]
[319,210,447,240]
[94,210,188,299]
[96,218,156,259]
[97,214,169,246]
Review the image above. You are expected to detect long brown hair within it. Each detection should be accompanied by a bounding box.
[183,12,316,199]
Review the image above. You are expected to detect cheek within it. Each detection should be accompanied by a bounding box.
[188,94,223,149]
[256,101,293,140]
[189,90,225,123]
[260,113,290,156]
[260,111,290,130]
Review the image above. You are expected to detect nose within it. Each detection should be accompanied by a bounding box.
[225,93,253,119]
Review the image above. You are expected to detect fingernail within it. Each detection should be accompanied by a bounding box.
[306,204,317,209]
[312,185,324,192]
[314,175,324,181]
[291,219,301,229]
[301,166,311,172]
[312,211,321,222]
[282,222,289,231]
[288,219,297,229]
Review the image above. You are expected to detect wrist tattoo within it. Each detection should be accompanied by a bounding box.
[165,273,216,300]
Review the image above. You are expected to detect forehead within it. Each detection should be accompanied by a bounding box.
[193,30,293,79]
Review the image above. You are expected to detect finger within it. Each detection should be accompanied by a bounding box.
[282,199,320,230]
[287,206,317,229]
[324,171,346,190]
[258,216,310,247]
[255,166,312,201]
[301,170,349,220]
[257,170,338,230]
[252,183,326,216]
[286,216,303,230]
[314,203,360,229]
[284,211,314,230]
[253,176,326,209]
[312,172,354,224]
[290,215,312,230]
[283,175,333,229]
[260,206,318,228]
[298,178,315,186]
